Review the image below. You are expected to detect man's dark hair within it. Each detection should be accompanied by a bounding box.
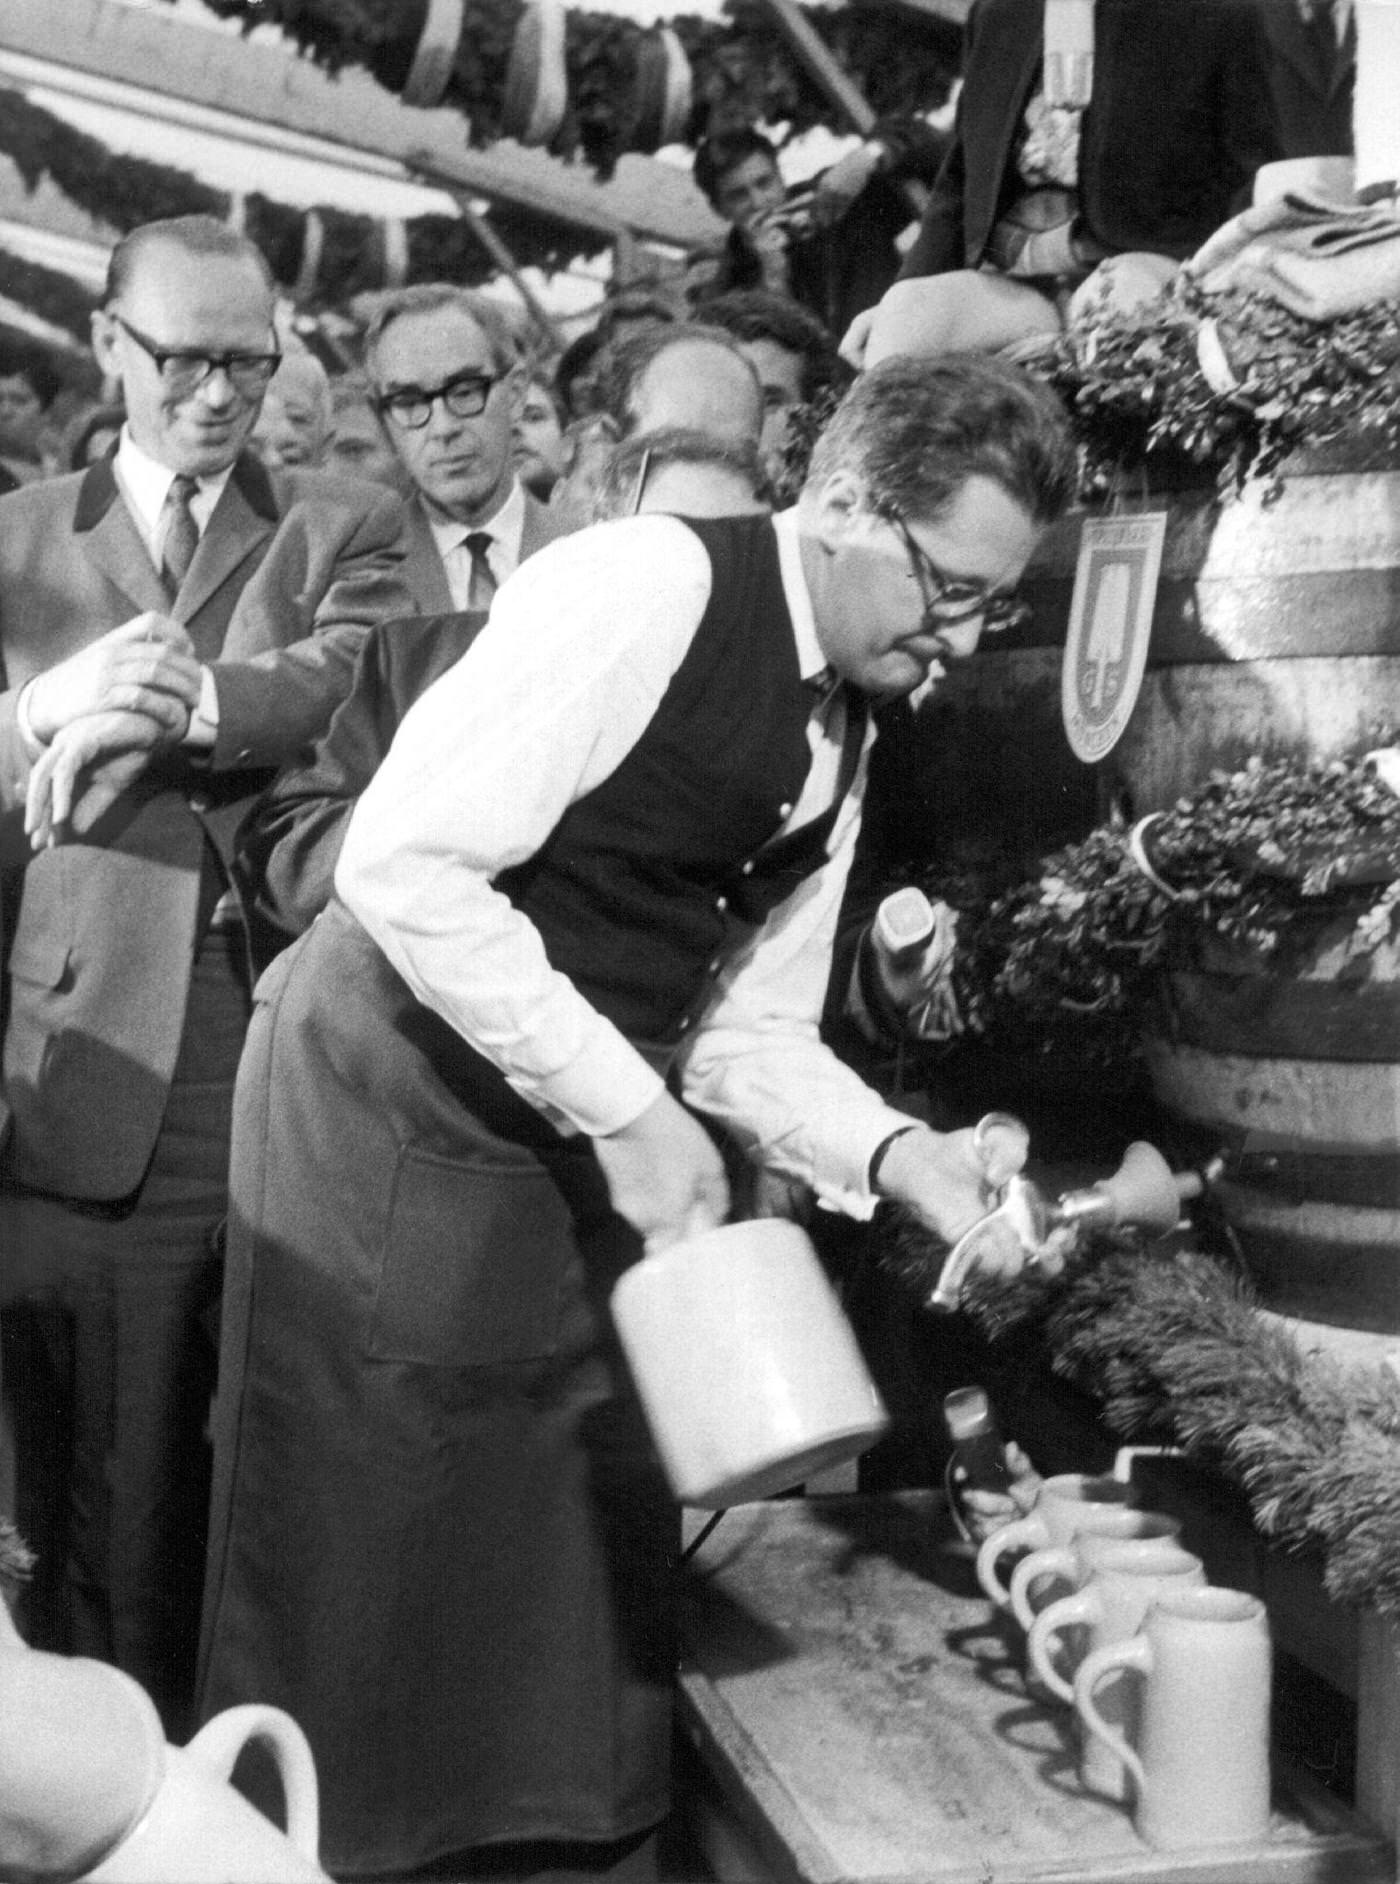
[692,128,781,209]
[589,321,759,437]
[697,289,848,404]
[0,336,63,409]
[595,425,762,517]
[105,215,275,306]
[805,354,1076,527]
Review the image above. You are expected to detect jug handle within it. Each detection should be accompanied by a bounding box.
[1008,1545,1077,1634]
[183,1706,321,1863]
[1074,1637,1150,1794]
[975,1514,1042,1609]
[1027,1587,1096,1702]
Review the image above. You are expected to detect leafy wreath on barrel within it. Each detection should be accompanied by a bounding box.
[913,747,1400,1076]
[1041,274,1400,496]
[176,0,959,177]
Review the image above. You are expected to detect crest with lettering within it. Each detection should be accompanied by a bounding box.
[1061,513,1167,762]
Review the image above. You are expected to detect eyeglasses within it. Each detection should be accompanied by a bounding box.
[376,372,501,431]
[110,313,281,399]
[887,507,1030,634]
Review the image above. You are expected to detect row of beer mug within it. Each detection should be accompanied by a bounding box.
[975,1470,1273,1856]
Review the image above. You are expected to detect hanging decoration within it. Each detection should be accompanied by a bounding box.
[0,243,99,342]
[0,87,608,312]
[172,0,960,177]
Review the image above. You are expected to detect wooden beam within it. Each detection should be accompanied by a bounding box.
[759,0,878,134]
[1,0,723,249]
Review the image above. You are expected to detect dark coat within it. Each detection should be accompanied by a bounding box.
[1256,0,1356,160]
[900,0,1283,279]
[0,454,410,1198]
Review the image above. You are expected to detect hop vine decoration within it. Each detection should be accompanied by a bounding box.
[1043,274,1400,495]
[174,0,958,177]
[921,747,1400,1072]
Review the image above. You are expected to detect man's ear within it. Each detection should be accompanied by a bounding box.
[504,362,528,420]
[804,467,868,555]
[90,308,121,386]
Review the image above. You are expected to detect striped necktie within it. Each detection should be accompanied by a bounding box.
[161,474,200,596]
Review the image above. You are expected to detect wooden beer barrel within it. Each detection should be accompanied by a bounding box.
[1146,923,1400,1335]
[1110,439,1400,1336]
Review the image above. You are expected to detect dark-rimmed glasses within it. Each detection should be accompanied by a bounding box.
[110,314,281,399]
[887,507,1030,634]
[376,372,501,431]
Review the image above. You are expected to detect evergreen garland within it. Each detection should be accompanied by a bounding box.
[0,243,98,342]
[883,1221,1400,1618]
[0,85,606,306]
[173,0,959,176]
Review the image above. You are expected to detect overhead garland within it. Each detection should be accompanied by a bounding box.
[0,86,608,308]
[172,0,959,178]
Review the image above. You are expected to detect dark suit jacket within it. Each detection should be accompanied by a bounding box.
[900,0,1283,280]
[0,452,411,1198]
[239,612,486,957]
[1256,0,1355,160]
[240,495,578,958]
[398,487,574,615]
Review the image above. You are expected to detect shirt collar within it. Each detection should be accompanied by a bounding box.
[427,478,526,560]
[114,426,233,550]
[773,508,830,686]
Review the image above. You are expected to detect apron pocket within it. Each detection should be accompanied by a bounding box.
[368,1143,572,1366]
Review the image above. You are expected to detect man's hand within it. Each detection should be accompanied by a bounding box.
[24,614,203,745]
[875,1124,1066,1285]
[594,1089,730,1255]
[744,212,795,295]
[956,1440,1043,1544]
[24,711,165,849]
[811,143,882,228]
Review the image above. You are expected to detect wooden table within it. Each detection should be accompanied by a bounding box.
[676,1493,1391,1884]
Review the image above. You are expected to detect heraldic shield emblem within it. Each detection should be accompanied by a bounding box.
[1061,513,1167,763]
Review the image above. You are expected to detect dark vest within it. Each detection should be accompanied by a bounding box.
[499,514,842,1046]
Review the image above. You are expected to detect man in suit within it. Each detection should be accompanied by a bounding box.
[1257,0,1356,162]
[0,213,409,1727]
[361,284,571,614]
[848,0,1283,364]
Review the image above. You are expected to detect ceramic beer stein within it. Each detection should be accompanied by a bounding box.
[1007,1509,1183,1633]
[1073,1586,1272,1852]
[976,1472,1139,1610]
[610,1219,889,1506]
[1027,1538,1205,1800]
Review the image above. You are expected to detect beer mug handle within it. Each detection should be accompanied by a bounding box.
[1009,1544,1077,1633]
[1027,1587,1097,1701]
[182,1706,321,1862]
[1074,1637,1151,1795]
[975,1514,1044,1608]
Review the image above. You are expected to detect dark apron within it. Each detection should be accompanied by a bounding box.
[199,902,676,1878]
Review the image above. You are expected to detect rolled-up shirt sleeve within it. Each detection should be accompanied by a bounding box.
[335,515,711,1137]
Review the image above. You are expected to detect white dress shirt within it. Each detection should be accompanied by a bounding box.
[336,509,919,1218]
[428,479,527,611]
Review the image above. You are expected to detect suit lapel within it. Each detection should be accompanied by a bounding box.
[519,489,572,559]
[73,456,170,618]
[406,500,456,614]
[1266,3,1330,97]
[176,455,277,644]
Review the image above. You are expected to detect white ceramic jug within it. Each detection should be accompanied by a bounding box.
[611,1219,888,1506]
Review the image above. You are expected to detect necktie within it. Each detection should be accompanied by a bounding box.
[161,474,200,596]
[463,531,497,613]
[1301,0,1337,89]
